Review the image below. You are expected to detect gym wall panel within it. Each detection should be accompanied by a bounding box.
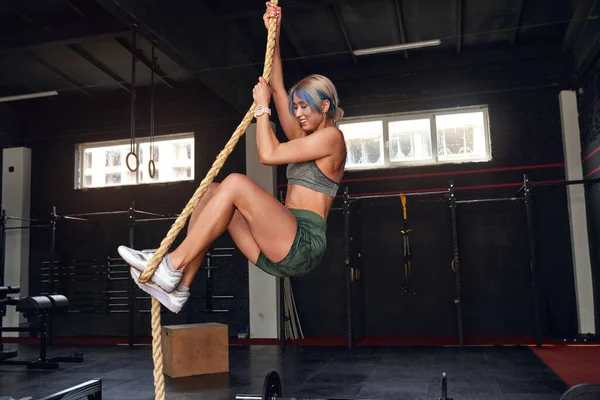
[560,90,595,335]
[1,147,32,336]
[578,56,600,336]
[0,105,20,146]
[289,209,347,338]
[9,82,252,339]
[2,46,586,344]
[280,50,578,341]
[0,105,23,193]
[245,122,279,339]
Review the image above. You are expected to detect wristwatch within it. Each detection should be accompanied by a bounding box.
[254,105,271,118]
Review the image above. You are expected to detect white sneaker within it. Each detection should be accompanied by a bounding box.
[117,245,182,293]
[130,267,190,314]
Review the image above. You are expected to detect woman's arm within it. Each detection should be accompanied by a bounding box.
[258,126,342,166]
[264,2,305,141]
[253,77,339,166]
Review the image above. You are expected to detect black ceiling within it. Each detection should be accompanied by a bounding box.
[0,0,598,114]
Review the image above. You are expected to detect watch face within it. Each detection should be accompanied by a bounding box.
[255,106,266,116]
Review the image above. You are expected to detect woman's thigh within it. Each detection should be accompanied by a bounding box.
[187,181,264,265]
[222,173,298,263]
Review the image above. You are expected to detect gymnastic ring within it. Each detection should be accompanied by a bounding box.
[350,267,355,282]
[148,159,156,179]
[355,268,360,281]
[126,151,139,172]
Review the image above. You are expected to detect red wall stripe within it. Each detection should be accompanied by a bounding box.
[582,145,600,163]
[277,162,564,188]
[340,163,564,184]
[584,165,600,179]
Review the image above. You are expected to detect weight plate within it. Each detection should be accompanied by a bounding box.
[560,383,600,400]
[263,370,282,400]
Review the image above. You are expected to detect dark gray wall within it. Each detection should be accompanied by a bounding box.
[16,82,251,338]
[1,44,587,342]
[285,47,579,342]
[0,104,23,198]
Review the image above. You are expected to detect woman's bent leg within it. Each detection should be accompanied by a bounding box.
[124,174,296,313]
[169,173,297,273]
[179,181,264,287]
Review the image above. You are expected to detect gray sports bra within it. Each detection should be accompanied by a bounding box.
[286,160,341,198]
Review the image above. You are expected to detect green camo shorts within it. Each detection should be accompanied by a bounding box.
[255,208,327,277]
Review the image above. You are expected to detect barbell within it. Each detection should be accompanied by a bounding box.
[235,370,453,400]
[559,383,600,399]
[236,371,283,400]
[235,370,600,400]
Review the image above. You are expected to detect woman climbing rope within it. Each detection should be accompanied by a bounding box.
[118,1,347,313]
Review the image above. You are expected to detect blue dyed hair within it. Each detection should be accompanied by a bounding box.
[288,74,343,124]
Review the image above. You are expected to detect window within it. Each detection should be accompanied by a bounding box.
[340,106,491,170]
[75,132,195,189]
[344,120,385,168]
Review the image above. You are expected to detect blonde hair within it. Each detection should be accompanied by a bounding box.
[288,74,344,125]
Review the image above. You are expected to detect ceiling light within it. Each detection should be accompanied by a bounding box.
[353,39,442,56]
[0,90,58,103]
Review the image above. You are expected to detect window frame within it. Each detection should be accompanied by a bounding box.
[342,119,386,169]
[340,105,491,171]
[74,131,195,190]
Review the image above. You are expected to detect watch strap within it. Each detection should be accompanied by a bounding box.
[254,105,271,117]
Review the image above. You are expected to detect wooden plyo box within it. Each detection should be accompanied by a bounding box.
[162,322,229,378]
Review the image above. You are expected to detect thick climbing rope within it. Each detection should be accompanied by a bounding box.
[139,2,279,399]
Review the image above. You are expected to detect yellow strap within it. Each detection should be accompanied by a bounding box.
[400,194,407,220]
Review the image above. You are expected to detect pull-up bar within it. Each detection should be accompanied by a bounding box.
[456,197,523,204]
[517,176,600,194]
[349,189,449,201]
[337,173,600,349]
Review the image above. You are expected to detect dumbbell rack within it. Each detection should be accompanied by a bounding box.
[184,247,236,323]
[204,247,235,314]
[44,255,156,341]
[40,246,237,343]
[2,204,241,347]
[39,258,121,314]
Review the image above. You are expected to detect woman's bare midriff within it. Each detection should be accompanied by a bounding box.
[284,184,336,220]
[283,146,346,219]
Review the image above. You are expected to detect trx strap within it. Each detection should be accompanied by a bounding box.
[400,194,415,296]
[400,194,412,280]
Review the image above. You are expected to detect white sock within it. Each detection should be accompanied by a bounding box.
[164,254,179,273]
[176,284,190,292]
